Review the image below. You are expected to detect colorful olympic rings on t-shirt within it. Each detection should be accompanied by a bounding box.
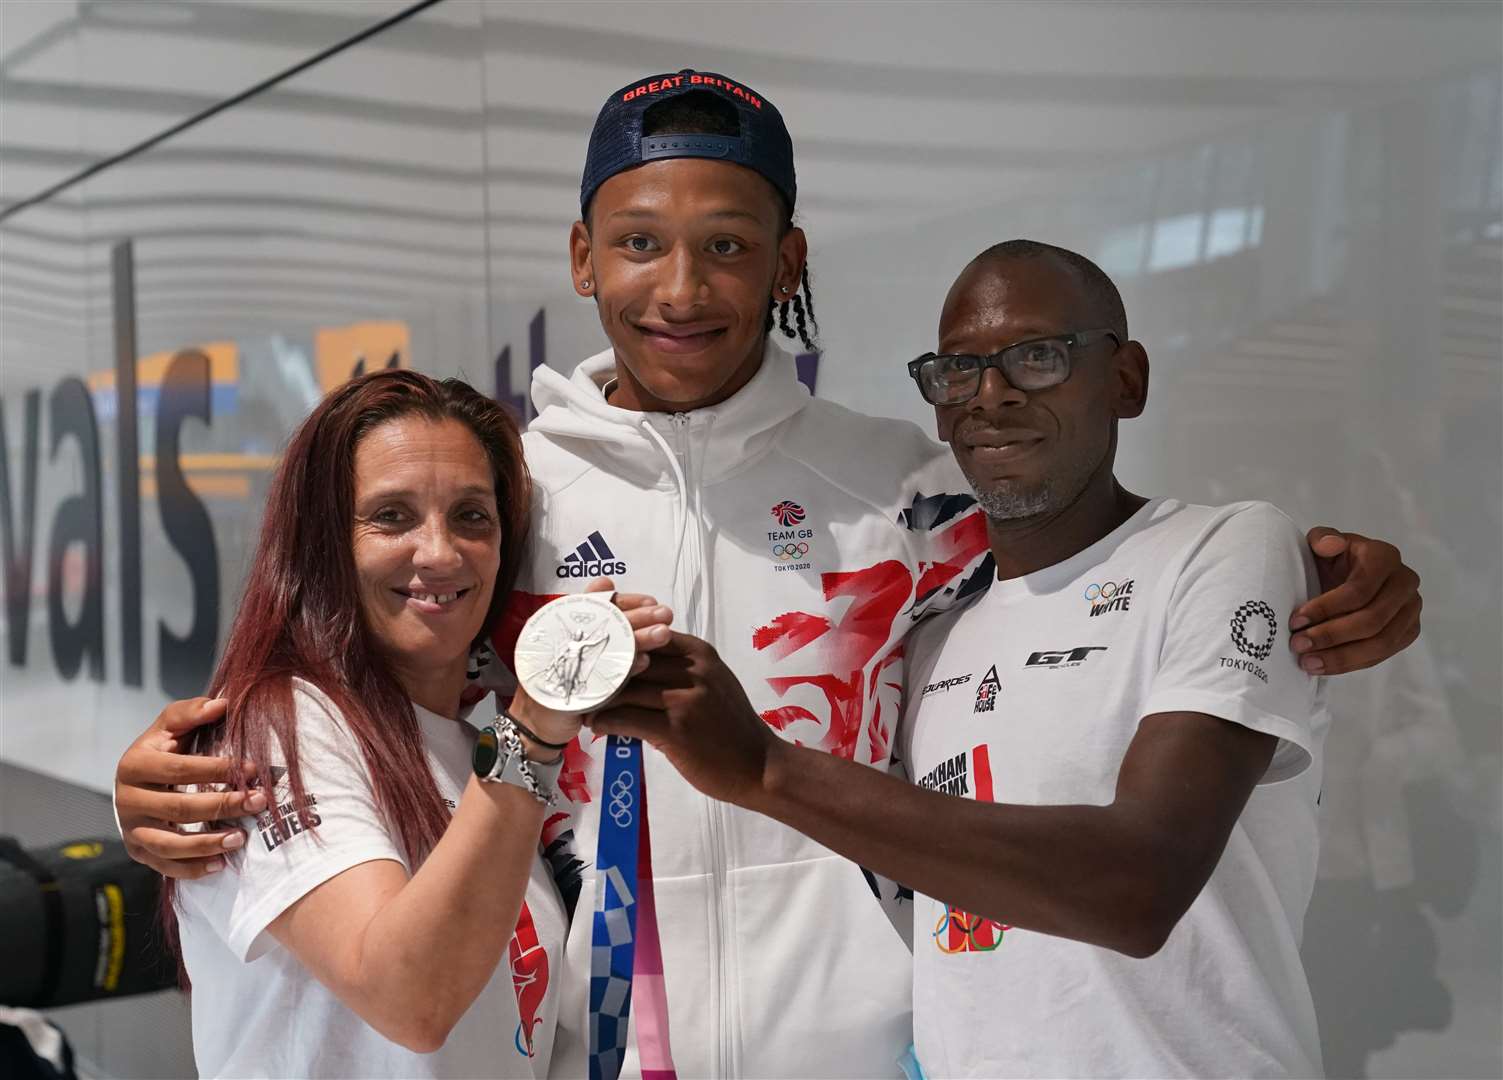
[933,905,1009,954]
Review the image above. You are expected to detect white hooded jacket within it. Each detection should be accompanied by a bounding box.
[494,341,993,1078]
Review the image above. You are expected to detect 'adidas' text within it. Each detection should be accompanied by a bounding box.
[556,531,628,579]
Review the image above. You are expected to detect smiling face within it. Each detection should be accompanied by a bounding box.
[351,416,501,691]
[935,255,1145,521]
[570,157,806,411]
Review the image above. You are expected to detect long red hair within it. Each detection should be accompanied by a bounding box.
[163,370,530,960]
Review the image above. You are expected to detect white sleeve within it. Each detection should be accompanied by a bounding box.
[182,683,408,962]
[1141,503,1326,784]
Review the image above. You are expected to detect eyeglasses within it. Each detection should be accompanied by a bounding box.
[907,328,1120,406]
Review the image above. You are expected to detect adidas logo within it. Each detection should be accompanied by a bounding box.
[555,530,628,579]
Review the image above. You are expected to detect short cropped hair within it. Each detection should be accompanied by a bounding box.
[972,239,1128,342]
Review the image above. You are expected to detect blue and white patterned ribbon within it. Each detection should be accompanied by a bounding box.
[589,735,642,1080]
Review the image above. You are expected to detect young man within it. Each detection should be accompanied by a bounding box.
[589,240,1379,1077]
[115,74,1420,1077]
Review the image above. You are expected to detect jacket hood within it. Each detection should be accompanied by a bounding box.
[527,339,813,486]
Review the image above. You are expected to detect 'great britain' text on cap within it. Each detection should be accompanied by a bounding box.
[622,74,762,109]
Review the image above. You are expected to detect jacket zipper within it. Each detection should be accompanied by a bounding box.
[668,412,732,1077]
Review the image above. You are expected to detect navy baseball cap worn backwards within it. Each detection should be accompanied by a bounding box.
[580,69,796,215]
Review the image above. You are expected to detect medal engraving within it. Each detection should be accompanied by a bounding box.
[515,594,636,712]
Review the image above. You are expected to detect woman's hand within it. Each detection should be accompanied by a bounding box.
[507,578,673,757]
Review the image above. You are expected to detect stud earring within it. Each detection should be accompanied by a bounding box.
[780,285,790,294]
[581,280,591,289]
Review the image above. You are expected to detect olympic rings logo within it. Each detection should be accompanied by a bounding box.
[607,771,635,826]
[1083,581,1120,602]
[932,905,1009,954]
[771,542,810,561]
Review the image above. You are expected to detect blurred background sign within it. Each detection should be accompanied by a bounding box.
[314,320,410,391]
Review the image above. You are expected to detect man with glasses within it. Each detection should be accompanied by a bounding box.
[592,239,1359,1077]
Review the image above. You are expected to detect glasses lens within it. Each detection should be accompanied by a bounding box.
[923,354,983,404]
[1005,339,1070,390]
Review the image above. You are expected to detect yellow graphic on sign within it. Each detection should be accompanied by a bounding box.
[85,342,239,392]
[138,453,279,501]
[315,321,410,393]
[61,841,104,859]
[75,323,411,504]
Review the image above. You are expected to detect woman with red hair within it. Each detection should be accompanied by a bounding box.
[165,370,670,1078]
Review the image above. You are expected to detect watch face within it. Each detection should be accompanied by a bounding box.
[473,725,501,778]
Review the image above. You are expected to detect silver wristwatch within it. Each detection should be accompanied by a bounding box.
[473,714,563,806]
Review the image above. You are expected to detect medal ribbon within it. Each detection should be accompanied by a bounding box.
[589,735,676,1080]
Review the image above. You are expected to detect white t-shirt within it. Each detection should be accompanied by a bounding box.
[177,679,567,1079]
[900,499,1330,1079]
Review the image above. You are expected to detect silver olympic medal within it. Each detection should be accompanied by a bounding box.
[514,593,636,713]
